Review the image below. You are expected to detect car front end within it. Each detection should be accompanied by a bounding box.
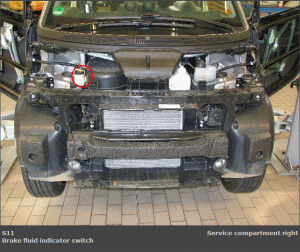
[15,1,274,193]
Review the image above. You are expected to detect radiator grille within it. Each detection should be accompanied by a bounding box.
[105,158,181,169]
[103,110,183,131]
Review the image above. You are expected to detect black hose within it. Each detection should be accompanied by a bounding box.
[216,60,258,74]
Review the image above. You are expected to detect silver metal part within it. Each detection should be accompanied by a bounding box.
[271,139,299,180]
[271,85,299,179]
[105,158,181,169]
[68,160,83,174]
[1,22,24,83]
[210,53,247,89]
[103,110,183,131]
[213,158,227,172]
[1,121,15,141]
[39,50,82,89]
[285,93,299,169]
[80,52,86,65]
[274,110,292,134]
[1,112,15,141]
[87,52,114,61]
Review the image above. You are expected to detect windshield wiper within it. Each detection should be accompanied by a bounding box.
[58,21,194,31]
[57,15,235,33]
[98,21,194,29]
[96,14,196,23]
[194,19,237,33]
[57,15,196,31]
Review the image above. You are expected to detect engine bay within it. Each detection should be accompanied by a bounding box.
[30,48,257,92]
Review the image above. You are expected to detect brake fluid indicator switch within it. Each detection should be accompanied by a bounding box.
[74,68,87,87]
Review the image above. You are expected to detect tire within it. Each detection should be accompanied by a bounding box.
[21,167,66,197]
[221,165,266,193]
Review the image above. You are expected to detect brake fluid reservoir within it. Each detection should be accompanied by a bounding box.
[192,61,216,87]
[169,66,191,91]
[74,68,87,87]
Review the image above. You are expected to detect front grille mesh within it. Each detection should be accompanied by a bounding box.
[105,158,181,169]
[103,110,183,131]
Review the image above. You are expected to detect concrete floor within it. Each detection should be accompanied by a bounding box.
[1,84,299,226]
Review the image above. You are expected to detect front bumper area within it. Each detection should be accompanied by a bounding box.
[16,85,274,187]
[74,167,220,189]
[67,131,229,160]
[67,131,228,188]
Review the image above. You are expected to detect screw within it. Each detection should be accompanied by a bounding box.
[232,120,239,129]
[30,94,38,101]
[256,151,263,159]
[54,121,60,131]
[254,94,261,101]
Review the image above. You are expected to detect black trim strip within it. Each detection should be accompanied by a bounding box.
[259,6,300,31]
[37,25,251,47]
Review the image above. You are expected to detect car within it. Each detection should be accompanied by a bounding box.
[1,1,299,197]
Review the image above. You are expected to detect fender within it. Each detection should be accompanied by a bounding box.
[14,92,68,179]
[225,93,274,177]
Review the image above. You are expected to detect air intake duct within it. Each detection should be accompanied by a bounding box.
[87,57,127,90]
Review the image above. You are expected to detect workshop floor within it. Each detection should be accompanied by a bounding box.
[1,85,299,226]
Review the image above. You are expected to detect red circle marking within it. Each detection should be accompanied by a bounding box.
[71,65,93,88]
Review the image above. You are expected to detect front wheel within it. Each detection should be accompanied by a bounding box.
[21,167,66,197]
[221,165,266,193]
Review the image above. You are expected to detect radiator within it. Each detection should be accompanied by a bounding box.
[105,158,181,169]
[102,109,183,131]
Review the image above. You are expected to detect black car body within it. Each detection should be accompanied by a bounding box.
[1,1,299,197]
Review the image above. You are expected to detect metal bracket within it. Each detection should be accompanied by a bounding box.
[271,80,299,179]
[1,112,15,141]
[273,110,292,134]
[0,22,24,84]
[29,73,54,88]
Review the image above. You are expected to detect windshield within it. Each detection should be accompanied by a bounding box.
[40,1,246,35]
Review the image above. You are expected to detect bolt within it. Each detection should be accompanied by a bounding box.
[254,94,261,101]
[30,93,39,101]
[232,120,239,129]
[54,121,60,131]
[256,151,263,159]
